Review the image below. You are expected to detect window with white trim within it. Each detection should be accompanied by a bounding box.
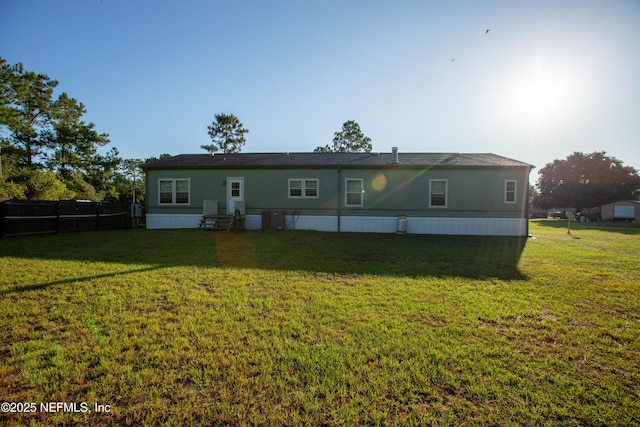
[345,178,363,207]
[429,179,447,208]
[159,178,190,205]
[288,179,319,198]
[505,180,517,203]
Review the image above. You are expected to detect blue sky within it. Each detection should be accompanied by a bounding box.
[2,0,639,177]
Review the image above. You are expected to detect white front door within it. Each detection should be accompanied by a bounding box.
[227,177,244,214]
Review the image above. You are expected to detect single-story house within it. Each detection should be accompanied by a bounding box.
[142,149,534,236]
[601,200,640,221]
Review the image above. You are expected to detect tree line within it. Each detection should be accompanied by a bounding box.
[0,58,372,203]
[3,59,638,211]
[0,58,153,202]
[532,151,640,212]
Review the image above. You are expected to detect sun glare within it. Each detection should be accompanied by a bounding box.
[499,56,582,130]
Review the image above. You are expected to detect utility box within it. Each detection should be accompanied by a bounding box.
[397,215,407,233]
[261,210,286,230]
[131,204,143,218]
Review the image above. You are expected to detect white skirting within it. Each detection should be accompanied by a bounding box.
[146,213,528,236]
[406,217,527,236]
[282,215,527,236]
[339,216,397,233]
[284,215,339,232]
[146,214,202,229]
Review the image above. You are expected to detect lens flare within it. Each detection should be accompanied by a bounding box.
[371,172,387,191]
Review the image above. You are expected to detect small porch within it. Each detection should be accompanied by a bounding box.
[198,200,246,231]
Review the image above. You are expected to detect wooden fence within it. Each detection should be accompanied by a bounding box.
[0,200,131,237]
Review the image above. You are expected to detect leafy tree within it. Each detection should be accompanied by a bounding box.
[66,173,104,201]
[114,158,145,203]
[314,120,372,153]
[0,178,26,200]
[83,147,121,202]
[202,113,248,154]
[0,166,75,201]
[14,169,74,200]
[111,155,170,203]
[0,59,58,168]
[528,184,538,207]
[45,93,110,180]
[534,151,640,211]
[28,170,75,200]
[0,58,14,127]
[1,58,121,201]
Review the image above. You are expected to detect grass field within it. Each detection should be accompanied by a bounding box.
[1,220,638,426]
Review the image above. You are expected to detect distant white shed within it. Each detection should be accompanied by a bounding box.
[601,200,640,221]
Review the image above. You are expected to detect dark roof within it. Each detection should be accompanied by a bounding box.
[143,152,534,170]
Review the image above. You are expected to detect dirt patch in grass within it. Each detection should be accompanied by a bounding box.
[215,231,258,268]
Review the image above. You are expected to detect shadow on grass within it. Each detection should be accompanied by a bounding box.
[0,229,529,295]
[0,230,217,295]
[236,230,529,280]
[0,266,161,295]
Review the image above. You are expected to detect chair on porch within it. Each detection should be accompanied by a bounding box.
[198,200,218,230]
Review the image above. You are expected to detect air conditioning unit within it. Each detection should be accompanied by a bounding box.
[261,210,286,230]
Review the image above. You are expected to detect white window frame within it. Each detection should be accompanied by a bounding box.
[504,180,517,204]
[158,178,191,205]
[345,178,364,207]
[288,178,319,199]
[429,179,448,208]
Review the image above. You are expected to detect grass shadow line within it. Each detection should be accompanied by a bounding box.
[0,266,162,296]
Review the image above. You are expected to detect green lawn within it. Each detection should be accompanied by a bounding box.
[1,220,638,426]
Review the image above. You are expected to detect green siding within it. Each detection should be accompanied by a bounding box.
[146,166,530,219]
[340,168,528,217]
